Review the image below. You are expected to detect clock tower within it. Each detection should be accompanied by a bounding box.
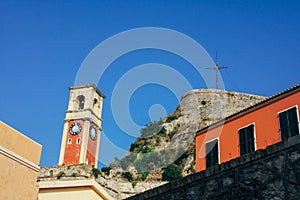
[58,84,105,168]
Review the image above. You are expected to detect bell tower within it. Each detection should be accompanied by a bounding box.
[58,84,105,168]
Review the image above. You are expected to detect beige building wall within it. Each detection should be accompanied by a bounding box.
[0,121,42,200]
[39,179,113,200]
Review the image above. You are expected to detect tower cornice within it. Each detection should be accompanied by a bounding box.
[65,108,103,121]
[69,84,106,98]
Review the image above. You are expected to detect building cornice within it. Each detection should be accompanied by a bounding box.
[0,144,40,172]
[39,179,113,200]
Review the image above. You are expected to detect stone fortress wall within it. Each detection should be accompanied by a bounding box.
[127,135,300,200]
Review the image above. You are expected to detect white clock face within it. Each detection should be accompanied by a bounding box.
[70,122,82,135]
[90,126,97,141]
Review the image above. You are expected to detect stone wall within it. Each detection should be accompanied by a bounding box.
[127,135,300,200]
[38,165,166,199]
[166,89,266,132]
[162,89,266,176]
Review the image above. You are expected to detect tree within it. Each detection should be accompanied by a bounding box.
[162,164,182,181]
[123,172,133,182]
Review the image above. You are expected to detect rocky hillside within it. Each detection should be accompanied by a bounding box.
[38,89,267,199]
[106,89,266,195]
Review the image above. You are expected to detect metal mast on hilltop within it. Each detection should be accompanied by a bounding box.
[206,52,229,89]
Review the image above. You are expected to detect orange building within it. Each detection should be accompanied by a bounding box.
[196,84,300,172]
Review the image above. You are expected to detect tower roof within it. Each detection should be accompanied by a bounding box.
[69,84,106,98]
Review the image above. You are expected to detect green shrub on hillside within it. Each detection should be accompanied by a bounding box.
[140,120,163,137]
[156,136,161,144]
[142,146,154,153]
[174,151,189,165]
[101,166,111,176]
[71,173,78,177]
[56,171,65,179]
[166,115,178,122]
[132,181,137,188]
[166,111,181,123]
[168,124,180,138]
[141,172,149,181]
[92,168,101,179]
[162,164,182,181]
[120,153,137,170]
[133,149,172,173]
[123,171,133,182]
[134,151,161,172]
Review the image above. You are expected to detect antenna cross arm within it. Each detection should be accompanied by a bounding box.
[218,66,229,69]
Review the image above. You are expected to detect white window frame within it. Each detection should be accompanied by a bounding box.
[205,137,220,166]
[67,138,72,144]
[277,105,300,140]
[238,122,257,155]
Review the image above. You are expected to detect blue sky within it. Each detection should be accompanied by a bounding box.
[1,0,300,167]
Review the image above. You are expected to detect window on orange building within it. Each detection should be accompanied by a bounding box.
[239,124,255,156]
[278,107,299,141]
[206,139,219,168]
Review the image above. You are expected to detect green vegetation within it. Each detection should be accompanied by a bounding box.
[140,120,163,137]
[156,136,161,144]
[115,113,191,179]
[201,100,207,105]
[129,142,138,152]
[158,127,167,135]
[120,153,137,170]
[134,152,160,172]
[129,122,166,153]
[159,149,170,164]
[168,124,180,138]
[134,150,170,173]
[165,109,181,123]
[92,168,101,179]
[123,172,133,182]
[122,171,137,188]
[56,171,65,179]
[174,151,189,165]
[101,166,111,176]
[71,173,78,177]
[142,146,154,153]
[166,114,178,122]
[162,164,182,181]
[141,172,149,181]
[132,181,137,188]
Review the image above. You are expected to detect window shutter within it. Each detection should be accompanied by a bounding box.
[206,140,219,168]
[279,107,299,140]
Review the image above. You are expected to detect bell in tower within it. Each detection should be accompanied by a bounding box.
[58,84,105,168]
